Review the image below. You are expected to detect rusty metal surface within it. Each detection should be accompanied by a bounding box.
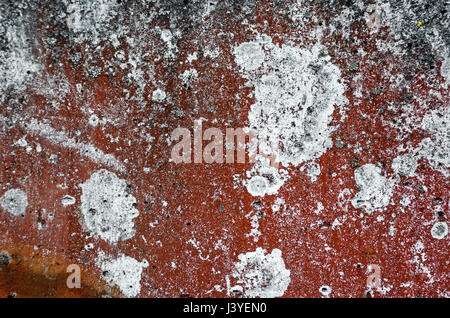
[0,0,449,298]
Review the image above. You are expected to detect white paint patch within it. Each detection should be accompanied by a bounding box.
[98,252,148,297]
[431,222,448,240]
[235,37,347,167]
[233,36,347,196]
[231,248,290,298]
[352,164,395,213]
[0,189,28,216]
[79,169,139,243]
[179,68,198,85]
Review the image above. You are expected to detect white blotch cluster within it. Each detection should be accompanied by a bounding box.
[160,29,178,59]
[431,222,448,240]
[79,169,139,243]
[98,252,148,297]
[351,164,395,213]
[232,248,290,298]
[391,107,449,179]
[233,36,347,196]
[0,188,28,216]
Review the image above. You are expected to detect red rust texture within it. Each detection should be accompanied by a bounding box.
[0,0,448,297]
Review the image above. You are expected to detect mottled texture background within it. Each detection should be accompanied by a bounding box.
[0,0,448,298]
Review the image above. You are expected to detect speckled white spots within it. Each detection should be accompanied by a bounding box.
[431,222,448,239]
[152,88,166,102]
[231,248,290,298]
[179,68,198,85]
[351,164,395,213]
[60,195,76,207]
[392,154,417,176]
[245,211,262,243]
[271,197,285,213]
[79,169,139,243]
[390,107,449,179]
[0,188,28,216]
[234,36,347,196]
[97,252,148,297]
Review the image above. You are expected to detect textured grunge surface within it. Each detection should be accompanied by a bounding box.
[0,0,449,298]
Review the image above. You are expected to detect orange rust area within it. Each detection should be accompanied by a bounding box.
[0,243,121,298]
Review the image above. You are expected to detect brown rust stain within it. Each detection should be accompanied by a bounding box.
[0,243,121,298]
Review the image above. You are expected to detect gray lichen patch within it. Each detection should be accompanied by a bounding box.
[0,2,41,97]
[0,188,28,217]
[234,37,347,167]
[431,222,448,240]
[233,35,347,196]
[418,108,449,178]
[351,164,395,213]
[97,252,148,298]
[231,248,290,298]
[392,154,418,176]
[79,170,139,244]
